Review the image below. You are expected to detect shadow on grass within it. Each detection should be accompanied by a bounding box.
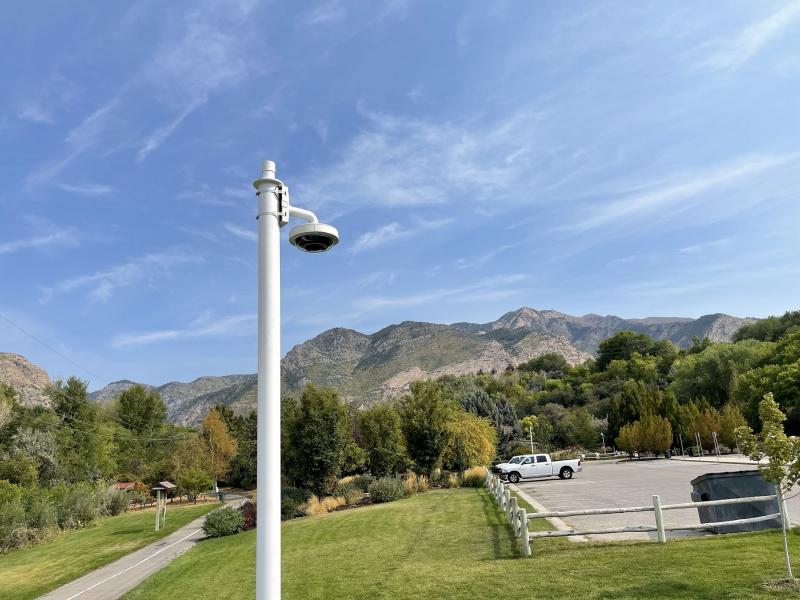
[479,490,520,561]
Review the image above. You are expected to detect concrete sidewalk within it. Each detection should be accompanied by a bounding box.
[38,514,208,600]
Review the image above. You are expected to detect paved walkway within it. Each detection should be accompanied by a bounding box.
[39,514,208,600]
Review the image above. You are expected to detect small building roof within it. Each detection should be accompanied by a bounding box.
[158,481,177,490]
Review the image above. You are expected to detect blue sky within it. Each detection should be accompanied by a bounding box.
[2,0,799,388]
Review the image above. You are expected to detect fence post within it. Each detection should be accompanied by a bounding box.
[497,481,504,506]
[519,507,531,556]
[509,495,517,525]
[652,495,666,543]
[504,489,511,514]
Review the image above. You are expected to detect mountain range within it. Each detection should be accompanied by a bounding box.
[2,308,755,425]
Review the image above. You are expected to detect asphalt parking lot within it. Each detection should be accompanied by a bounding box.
[513,459,798,541]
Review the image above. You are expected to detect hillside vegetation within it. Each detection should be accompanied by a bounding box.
[81,307,751,424]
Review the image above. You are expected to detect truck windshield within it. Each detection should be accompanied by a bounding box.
[508,457,523,464]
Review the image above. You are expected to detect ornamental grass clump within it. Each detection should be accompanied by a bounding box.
[305,495,346,516]
[446,473,461,489]
[368,477,405,503]
[462,466,488,488]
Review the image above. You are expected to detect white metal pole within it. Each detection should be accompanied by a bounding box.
[528,426,534,454]
[255,160,281,600]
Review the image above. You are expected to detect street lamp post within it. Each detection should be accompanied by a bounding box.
[253,160,339,600]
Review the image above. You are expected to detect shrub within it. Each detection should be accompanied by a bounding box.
[368,477,405,503]
[281,487,307,521]
[23,494,57,530]
[336,483,363,505]
[239,501,257,530]
[202,506,244,538]
[0,497,26,552]
[462,466,488,488]
[349,475,373,492]
[416,475,430,493]
[57,485,99,528]
[446,473,461,488]
[105,489,130,516]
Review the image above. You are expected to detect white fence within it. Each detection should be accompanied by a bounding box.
[485,472,789,557]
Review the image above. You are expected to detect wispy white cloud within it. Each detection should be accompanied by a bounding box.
[296,107,552,211]
[25,99,119,190]
[563,153,798,233]
[18,102,54,124]
[225,223,258,242]
[699,2,800,71]
[355,274,527,310]
[679,238,731,254]
[456,243,518,269]
[300,0,346,26]
[111,313,256,348]
[0,231,79,256]
[138,100,203,161]
[54,182,115,196]
[351,218,453,253]
[41,251,203,304]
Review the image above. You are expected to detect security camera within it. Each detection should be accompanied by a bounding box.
[288,223,339,253]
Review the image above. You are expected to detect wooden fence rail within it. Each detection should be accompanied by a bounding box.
[484,472,786,557]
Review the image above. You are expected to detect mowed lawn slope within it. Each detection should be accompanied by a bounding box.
[124,488,800,600]
[0,503,216,600]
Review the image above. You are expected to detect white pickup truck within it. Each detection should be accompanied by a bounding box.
[494,453,582,483]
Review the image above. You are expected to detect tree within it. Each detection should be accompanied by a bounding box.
[691,408,721,449]
[398,381,456,475]
[201,408,238,492]
[177,466,214,503]
[518,353,570,377]
[442,412,496,471]
[615,414,671,456]
[718,403,747,448]
[285,385,350,495]
[116,385,167,433]
[359,403,408,477]
[596,331,656,371]
[48,377,114,481]
[733,310,800,342]
[736,393,798,580]
[669,339,774,408]
[520,416,538,453]
[616,423,639,457]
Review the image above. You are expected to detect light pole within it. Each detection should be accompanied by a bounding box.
[600,432,606,455]
[253,160,339,600]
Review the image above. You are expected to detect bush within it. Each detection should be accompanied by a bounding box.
[239,501,257,530]
[202,506,245,538]
[462,466,488,488]
[368,477,405,503]
[336,483,363,505]
[350,475,373,492]
[446,473,461,488]
[0,497,26,552]
[105,489,130,516]
[57,485,99,528]
[23,493,57,531]
[281,487,307,521]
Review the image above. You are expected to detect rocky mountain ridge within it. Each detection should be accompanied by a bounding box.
[4,308,755,425]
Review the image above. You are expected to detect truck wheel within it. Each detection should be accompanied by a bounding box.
[559,467,573,480]
[508,472,520,484]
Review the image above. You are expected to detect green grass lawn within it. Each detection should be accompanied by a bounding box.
[0,502,217,600]
[122,488,800,600]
